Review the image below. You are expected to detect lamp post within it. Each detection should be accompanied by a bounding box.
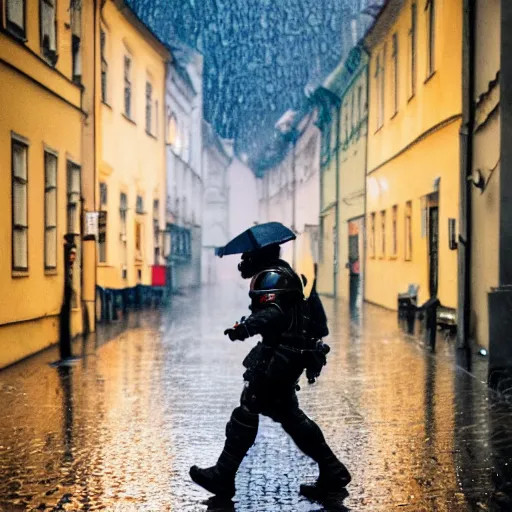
[59,233,77,361]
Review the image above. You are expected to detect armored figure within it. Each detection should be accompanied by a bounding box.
[190,231,351,500]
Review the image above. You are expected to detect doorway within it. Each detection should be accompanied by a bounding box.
[427,193,439,298]
[348,216,364,310]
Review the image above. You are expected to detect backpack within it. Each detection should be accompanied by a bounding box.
[301,274,329,341]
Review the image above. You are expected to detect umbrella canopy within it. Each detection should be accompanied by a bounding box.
[215,222,296,258]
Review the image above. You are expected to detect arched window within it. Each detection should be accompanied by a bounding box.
[167,113,177,146]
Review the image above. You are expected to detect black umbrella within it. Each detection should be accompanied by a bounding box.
[215,222,296,258]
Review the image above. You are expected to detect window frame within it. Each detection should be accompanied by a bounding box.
[124,53,133,119]
[145,80,153,135]
[100,27,109,104]
[11,134,29,274]
[392,205,398,257]
[392,32,399,116]
[370,212,376,259]
[408,2,417,99]
[66,160,81,236]
[405,201,413,261]
[40,0,58,65]
[425,0,436,78]
[98,182,108,263]
[44,148,58,271]
[6,0,27,40]
[71,0,82,83]
[120,192,128,277]
[380,210,386,258]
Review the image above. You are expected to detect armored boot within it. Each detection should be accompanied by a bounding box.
[190,406,259,498]
[280,408,351,496]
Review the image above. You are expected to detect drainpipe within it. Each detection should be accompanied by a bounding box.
[334,100,341,298]
[457,0,475,350]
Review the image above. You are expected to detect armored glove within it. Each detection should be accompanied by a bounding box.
[224,317,251,341]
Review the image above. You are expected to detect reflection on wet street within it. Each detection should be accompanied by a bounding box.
[1,286,512,511]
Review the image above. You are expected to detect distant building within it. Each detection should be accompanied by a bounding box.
[165,48,204,292]
[255,104,321,288]
[202,122,232,284]
[96,0,170,294]
[314,46,369,305]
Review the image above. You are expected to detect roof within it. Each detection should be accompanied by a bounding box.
[249,96,316,176]
[363,0,403,51]
[115,0,172,60]
[173,63,197,96]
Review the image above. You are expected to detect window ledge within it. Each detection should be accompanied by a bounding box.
[45,268,58,276]
[389,254,398,260]
[424,71,436,85]
[102,100,112,110]
[4,24,27,43]
[12,270,29,278]
[374,125,384,135]
[146,130,157,140]
[407,93,416,104]
[97,263,112,268]
[390,111,398,121]
[404,258,412,262]
[122,113,136,126]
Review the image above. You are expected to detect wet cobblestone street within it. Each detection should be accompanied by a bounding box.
[1,285,512,511]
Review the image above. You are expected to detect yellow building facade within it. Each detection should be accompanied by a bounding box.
[0,0,96,368]
[316,92,340,297]
[365,0,462,310]
[96,0,169,291]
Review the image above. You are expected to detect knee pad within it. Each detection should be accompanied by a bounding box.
[225,406,259,446]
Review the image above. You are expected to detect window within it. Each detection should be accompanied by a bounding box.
[392,33,399,116]
[426,0,436,76]
[155,100,159,138]
[100,28,108,103]
[145,81,153,134]
[12,138,28,272]
[392,205,398,256]
[370,212,376,258]
[357,86,362,123]
[350,92,355,132]
[44,151,58,270]
[135,222,142,258]
[7,0,26,39]
[98,182,107,263]
[136,195,144,214]
[67,162,81,235]
[124,55,132,118]
[405,201,412,260]
[71,0,82,82]
[120,193,127,276]
[167,113,177,146]
[375,50,385,129]
[408,2,417,98]
[380,210,386,257]
[40,0,57,63]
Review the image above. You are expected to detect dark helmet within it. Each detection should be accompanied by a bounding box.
[238,244,281,279]
[249,266,303,308]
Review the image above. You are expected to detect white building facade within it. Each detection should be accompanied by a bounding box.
[201,122,232,284]
[165,52,204,291]
[257,108,321,286]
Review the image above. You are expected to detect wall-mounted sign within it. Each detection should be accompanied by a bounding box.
[85,212,99,238]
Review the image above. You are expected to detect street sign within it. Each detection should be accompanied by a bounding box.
[85,212,99,238]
